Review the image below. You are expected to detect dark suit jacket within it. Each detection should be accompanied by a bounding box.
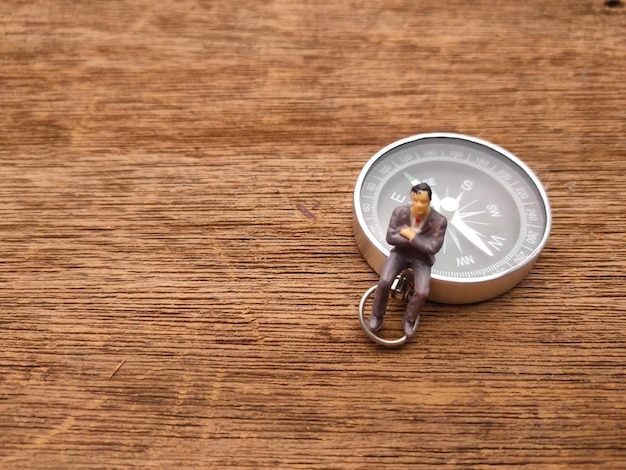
[386,205,447,266]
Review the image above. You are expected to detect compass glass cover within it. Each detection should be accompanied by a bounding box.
[355,135,550,282]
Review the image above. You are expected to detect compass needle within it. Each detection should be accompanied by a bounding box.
[447,227,464,253]
[459,210,486,219]
[450,214,493,256]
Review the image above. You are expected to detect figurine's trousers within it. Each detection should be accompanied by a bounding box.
[371,250,432,322]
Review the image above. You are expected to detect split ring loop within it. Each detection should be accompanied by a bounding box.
[358,284,420,347]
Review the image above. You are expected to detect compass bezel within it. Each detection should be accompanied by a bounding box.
[353,133,551,304]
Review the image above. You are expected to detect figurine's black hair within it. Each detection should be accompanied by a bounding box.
[411,182,432,200]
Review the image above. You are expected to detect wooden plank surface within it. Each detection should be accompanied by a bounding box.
[1,0,625,468]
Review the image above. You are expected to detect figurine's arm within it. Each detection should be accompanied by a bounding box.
[385,208,412,247]
[409,216,447,256]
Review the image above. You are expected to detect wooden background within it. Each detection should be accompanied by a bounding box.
[1,0,625,468]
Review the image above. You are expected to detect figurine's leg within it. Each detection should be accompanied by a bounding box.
[368,252,406,331]
[402,261,431,338]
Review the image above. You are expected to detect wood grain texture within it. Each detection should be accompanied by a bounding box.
[1,0,625,468]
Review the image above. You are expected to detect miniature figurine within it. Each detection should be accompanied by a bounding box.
[367,183,447,339]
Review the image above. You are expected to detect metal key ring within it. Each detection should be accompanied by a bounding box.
[358,285,420,347]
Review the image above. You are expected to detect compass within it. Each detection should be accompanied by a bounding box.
[353,133,551,305]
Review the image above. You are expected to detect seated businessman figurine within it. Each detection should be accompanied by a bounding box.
[368,182,447,339]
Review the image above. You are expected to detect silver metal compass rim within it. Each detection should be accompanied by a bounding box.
[353,132,552,304]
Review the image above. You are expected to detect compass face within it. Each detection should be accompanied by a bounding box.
[353,133,551,304]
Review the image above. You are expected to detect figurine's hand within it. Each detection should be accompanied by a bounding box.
[400,227,417,241]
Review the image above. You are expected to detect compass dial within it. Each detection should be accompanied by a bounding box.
[353,133,551,304]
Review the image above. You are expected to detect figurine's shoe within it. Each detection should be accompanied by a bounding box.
[402,314,418,339]
[368,314,384,332]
